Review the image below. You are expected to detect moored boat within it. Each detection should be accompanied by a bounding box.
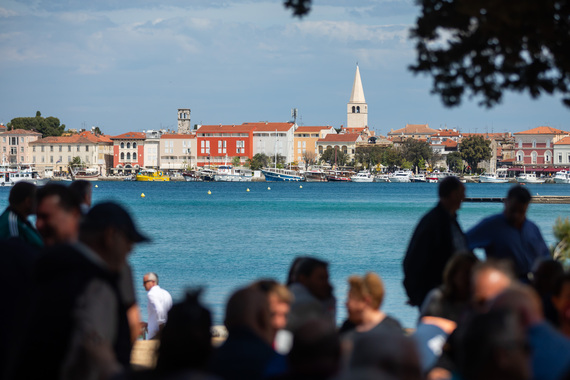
[304,170,328,182]
[214,165,253,182]
[350,171,374,183]
[262,168,304,182]
[375,174,391,182]
[326,170,353,182]
[479,168,509,183]
[136,169,170,182]
[390,170,413,183]
[554,170,570,184]
[516,172,545,184]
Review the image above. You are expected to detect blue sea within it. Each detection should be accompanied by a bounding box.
[1,181,569,328]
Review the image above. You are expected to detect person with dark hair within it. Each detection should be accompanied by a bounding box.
[532,259,564,326]
[0,181,43,248]
[403,176,467,307]
[287,257,336,332]
[7,201,150,379]
[69,179,93,214]
[552,272,570,337]
[35,183,82,246]
[466,185,550,280]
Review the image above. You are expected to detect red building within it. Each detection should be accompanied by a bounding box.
[110,132,146,173]
[513,126,568,165]
[195,124,255,167]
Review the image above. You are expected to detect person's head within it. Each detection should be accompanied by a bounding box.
[472,260,515,311]
[35,183,82,246]
[69,180,92,208]
[504,186,532,229]
[442,253,479,301]
[8,182,37,217]
[144,272,159,291]
[288,318,341,378]
[79,202,150,272]
[250,279,293,339]
[438,176,465,214]
[531,258,564,295]
[224,286,272,344]
[491,284,544,328]
[349,329,422,380]
[287,256,311,286]
[297,257,332,301]
[552,272,570,327]
[156,290,212,373]
[346,272,385,325]
[458,309,531,380]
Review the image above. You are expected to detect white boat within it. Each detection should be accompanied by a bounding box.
[390,170,413,183]
[69,166,100,181]
[214,165,253,182]
[303,170,328,182]
[553,170,570,184]
[411,174,426,183]
[350,171,374,183]
[375,174,391,183]
[516,172,545,184]
[479,168,509,183]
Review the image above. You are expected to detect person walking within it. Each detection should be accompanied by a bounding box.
[143,272,173,339]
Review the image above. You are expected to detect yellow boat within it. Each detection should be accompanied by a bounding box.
[135,170,170,182]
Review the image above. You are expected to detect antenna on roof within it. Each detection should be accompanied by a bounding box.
[291,108,298,124]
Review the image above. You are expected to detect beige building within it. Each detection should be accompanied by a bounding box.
[0,129,42,165]
[317,133,364,162]
[30,131,113,176]
[293,126,336,166]
[554,136,570,166]
[159,133,196,171]
[388,124,439,141]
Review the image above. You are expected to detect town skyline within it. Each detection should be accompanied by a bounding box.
[1,1,570,137]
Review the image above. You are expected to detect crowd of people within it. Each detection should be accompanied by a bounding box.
[1,178,570,380]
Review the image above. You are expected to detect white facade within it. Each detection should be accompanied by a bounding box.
[252,123,296,164]
[144,130,162,168]
[554,137,570,165]
[347,65,368,130]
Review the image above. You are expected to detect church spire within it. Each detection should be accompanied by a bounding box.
[349,64,366,103]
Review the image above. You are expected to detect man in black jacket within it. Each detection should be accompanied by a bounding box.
[403,176,467,308]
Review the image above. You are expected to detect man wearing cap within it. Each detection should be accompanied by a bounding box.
[8,202,150,380]
[142,272,173,339]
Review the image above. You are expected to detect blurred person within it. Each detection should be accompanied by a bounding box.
[143,272,173,340]
[0,181,43,248]
[420,253,479,322]
[287,257,336,332]
[532,259,564,325]
[35,183,82,246]
[457,309,531,380]
[69,179,93,214]
[466,185,550,281]
[471,259,515,311]
[7,202,150,380]
[403,176,466,308]
[209,286,284,380]
[552,272,570,337]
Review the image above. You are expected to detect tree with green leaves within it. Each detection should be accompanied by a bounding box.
[401,138,433,172]
[8,111,66,137]
[246,153,270,170]
[320,146,348,166]
[460,136,492,173]
[70,156,84,167]
[446,151,464,173]
[232,156,241,167]
[355,146,385,169]
[381,146,403,171]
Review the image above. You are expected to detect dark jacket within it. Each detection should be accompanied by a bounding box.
[403,202,464,307]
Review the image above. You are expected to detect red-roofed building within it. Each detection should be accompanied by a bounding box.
[293,126,336,165]
[513,126,569,165]
[388,124,438,140]
[196,124,256,167]
[0,128,42,165]
[110,132,146,173]
[159,133,197,170]
[249,122,296,164]
[30,131,113,177]
[316,133,364,161]
[554,135,570,166]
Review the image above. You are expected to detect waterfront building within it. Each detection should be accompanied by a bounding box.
[293,126,336,166]
[143,130,163,169]
[316,133,364,162]
[388,124,439,142]
[347,65,368,133]
[195,124,255,167]
[554,136,570,166]
[0,129,41,165]
[178,108,192,135]
[513,126,568,166]
[251,122,296,164]
[30,131,112,177]
[110,132,146,174]
[159,133,196,171]
[0,124,6,133]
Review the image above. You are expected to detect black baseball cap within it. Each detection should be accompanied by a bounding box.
[82,201,150,243]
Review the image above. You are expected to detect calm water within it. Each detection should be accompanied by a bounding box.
[1,181,569,328]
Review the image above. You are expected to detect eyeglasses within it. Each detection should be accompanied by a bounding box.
[143,280,154,285]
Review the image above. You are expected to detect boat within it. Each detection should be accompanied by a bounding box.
[326,170,353,182]
[516,172,545,184]
[199,169,216,182]
[136,169,171,182]
[350,171,374,183]
[214,166,253,182]
[69,166,100,181]
[411,174,426,183]
[554,170,570,184]
[2,165,48,186]
[375,174,391,182]
[479,168,509,183]
[182,171,200,182]
[262,168,304,182]
[0,171,15,187]
[390,170,413,183]
[304,170,328,182]
[425,171,454,183]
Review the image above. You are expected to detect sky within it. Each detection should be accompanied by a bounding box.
[1,0,569,137]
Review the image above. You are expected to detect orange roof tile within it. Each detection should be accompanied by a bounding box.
[389,124,438,135]
[198,124,256,134]
[433,130,461,137]
[555,136,570,145]
[318,133,361,143]
[295,126,335,133]
[161,134,195,139]
[514,126,568,135]
[0,128,42,136]
[245,122,295,132]
[110,132,146,140]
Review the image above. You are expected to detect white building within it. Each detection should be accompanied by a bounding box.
[251,122,296,164]
[554,135,570,166]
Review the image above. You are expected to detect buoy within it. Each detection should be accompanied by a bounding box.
[267,187,271,190]
[300,185,303,189]
[208,190,212,195]
[247,188,250,192]
[141,193,145,198]
[95,185,98,188]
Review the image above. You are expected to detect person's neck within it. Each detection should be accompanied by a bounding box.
[356,309,385,332]
[439,200,457,216]
[9,205,29,220]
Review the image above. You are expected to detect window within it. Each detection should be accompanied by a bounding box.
[20,137,24,144]
[559,154,563,163]
[68,156,71,163]
[302,141,306,148]
[68,145,71,152]
[33,146,36,152]
[77,146,81,152]
[20,147,24,153]
[517,140,522,148]
[133,153,137,160]
[120,152,125,160]
[531,151,537,164]
[1,137,4,143]
[532,139,537,148]
[59,145,62,152]
[298,141,301,148]
[10,137,17,145]
[545,151,552,163]
[41,156,45,163]
[120,142,125,149]
[133,142,137,148]
[127,152,131,160]
[516,150,524,162]
[20,156,24,162]
[50,145,54,152]
[546,139,551,148]
[352,106,355,113]
[50,156,53,163]
[127,142,131,149]
[85,145,89,152]
[41,146,45,152]
[33,156,36,163]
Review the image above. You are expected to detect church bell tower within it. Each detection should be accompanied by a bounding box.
[347,65,368,131]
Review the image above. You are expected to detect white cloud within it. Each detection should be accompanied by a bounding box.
[0,7,17,17]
